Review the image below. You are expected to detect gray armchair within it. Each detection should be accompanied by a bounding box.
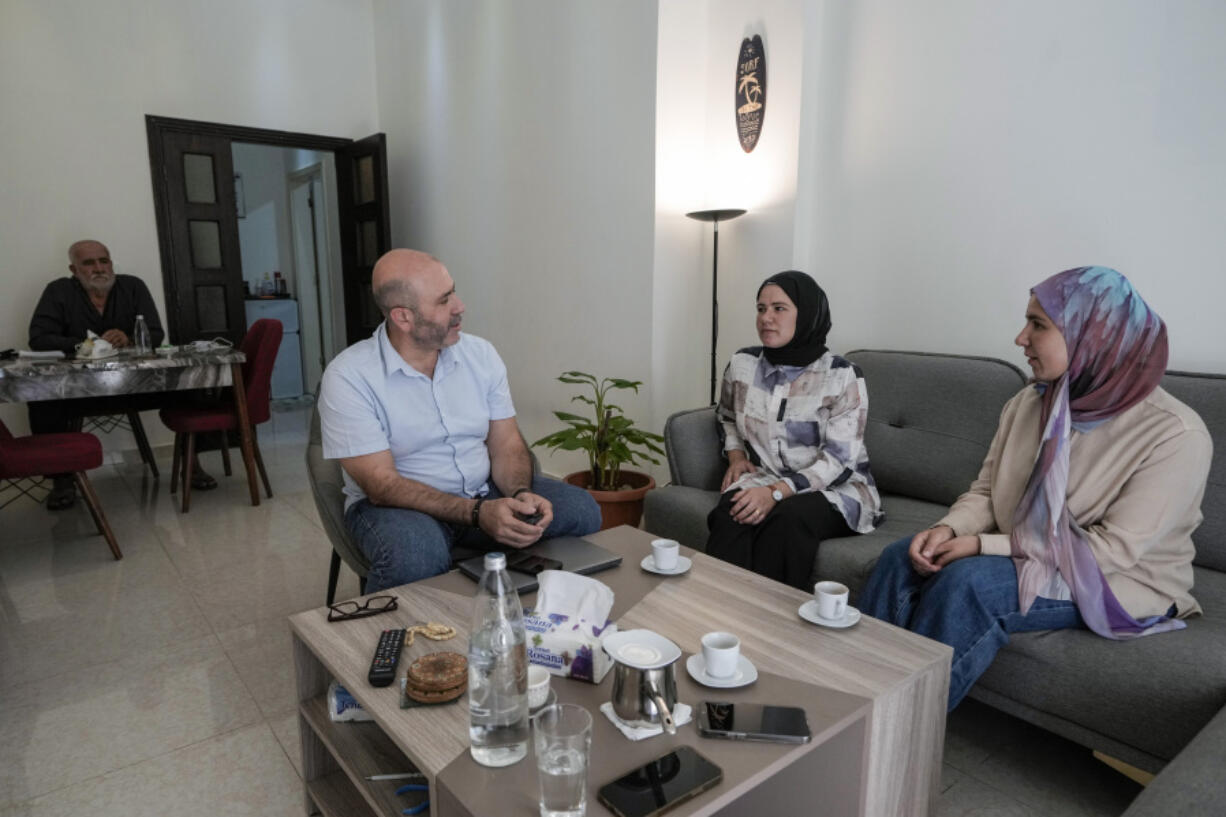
[306,397,368,605]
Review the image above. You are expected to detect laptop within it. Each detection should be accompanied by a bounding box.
[455,536,622,593]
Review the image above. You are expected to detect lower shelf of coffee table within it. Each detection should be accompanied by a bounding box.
[300,695,427,817]
[306,771,376,817]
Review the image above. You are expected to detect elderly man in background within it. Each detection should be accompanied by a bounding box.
[27,240,213,509]
[319,248,601,592]
[29,240,165,354]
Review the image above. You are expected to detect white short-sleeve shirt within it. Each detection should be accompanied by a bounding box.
[319,324,516,510]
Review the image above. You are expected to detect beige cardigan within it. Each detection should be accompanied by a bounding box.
[939,386,1212,619]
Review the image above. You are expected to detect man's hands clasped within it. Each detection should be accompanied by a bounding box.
[476,492,553,548]
[908,525,980,575]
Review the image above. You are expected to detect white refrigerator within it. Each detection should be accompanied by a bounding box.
[245,299,304,399]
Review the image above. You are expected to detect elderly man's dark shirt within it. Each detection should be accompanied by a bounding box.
[29,275,165,353]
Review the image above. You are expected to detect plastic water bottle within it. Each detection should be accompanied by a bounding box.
[468,552,529,767]
[133,315,151,355]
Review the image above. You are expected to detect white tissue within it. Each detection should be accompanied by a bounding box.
[524,570,617,683]
[533,570,614,623]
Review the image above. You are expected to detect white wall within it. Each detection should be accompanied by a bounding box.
[795,0,1226,372]
[654,0,806,438]
[0,0,379,435]
[372,0,660,479]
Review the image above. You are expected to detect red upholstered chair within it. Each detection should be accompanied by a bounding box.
[0,419,122,559]
[160,318,283,512]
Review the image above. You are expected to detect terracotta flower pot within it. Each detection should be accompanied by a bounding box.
[563,470,656,530]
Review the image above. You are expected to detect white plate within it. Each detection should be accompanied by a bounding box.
[685,653,758,688]
[601,629,682,669]
[798,600,861,629]
[640,554,692,576]
[156,346,178,356]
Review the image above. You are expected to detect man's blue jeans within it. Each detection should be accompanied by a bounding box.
[859,536,1084,711]
[344,475,602,593]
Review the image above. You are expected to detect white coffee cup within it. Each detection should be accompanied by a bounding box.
[815,581,849,621]
[651,538,680,571]
[527,664,551,709]
[700,631,740,679]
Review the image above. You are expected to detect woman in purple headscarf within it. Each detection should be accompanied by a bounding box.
[859,267,1211,711]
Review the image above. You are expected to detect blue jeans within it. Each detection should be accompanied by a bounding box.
[345,475,601,593]
[859,536,1084,711]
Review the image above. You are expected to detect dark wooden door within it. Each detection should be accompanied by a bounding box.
[152,131,247,345]
[335,134,392,346]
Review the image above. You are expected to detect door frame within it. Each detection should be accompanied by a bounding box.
[145,115,353,345]
[287,163,333,393]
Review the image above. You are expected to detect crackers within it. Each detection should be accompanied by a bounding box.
[403,651,467,704]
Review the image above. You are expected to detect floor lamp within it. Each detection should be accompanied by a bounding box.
[686,208,747,405]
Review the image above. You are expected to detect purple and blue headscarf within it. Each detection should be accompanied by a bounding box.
[1010,266,1179,640]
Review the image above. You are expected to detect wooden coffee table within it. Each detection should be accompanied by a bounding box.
[290,526,951,816]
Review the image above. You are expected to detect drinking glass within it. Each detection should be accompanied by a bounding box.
[533,703,592,817]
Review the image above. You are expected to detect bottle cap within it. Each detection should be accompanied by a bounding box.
[136,314,144,319]
[484,552,507,571]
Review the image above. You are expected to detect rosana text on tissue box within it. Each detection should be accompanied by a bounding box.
[524,570,617,683]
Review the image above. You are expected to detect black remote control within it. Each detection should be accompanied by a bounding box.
[368,628,406,687]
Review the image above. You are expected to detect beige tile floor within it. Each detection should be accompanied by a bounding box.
[0,401,1144,816]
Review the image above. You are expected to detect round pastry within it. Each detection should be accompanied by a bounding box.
[404,651,467,703]
[404,679,467,704]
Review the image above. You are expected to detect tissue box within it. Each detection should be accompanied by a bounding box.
[524,609,616,684]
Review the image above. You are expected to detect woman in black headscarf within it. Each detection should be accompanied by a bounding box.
[706,271,883,590]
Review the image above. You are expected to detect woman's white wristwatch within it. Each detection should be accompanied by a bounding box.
[772,487,784,502]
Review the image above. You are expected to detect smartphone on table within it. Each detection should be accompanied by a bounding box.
[697,701,811,744]
[597,744,723,817]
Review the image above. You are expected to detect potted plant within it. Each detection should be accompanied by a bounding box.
[533,371,666,529]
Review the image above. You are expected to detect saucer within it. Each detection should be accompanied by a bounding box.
[602,629,682,669]
[798,600,861,629]
[685,653,757,688]
[528,687,557,717]
[640,555,692,576]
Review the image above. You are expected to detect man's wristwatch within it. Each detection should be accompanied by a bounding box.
[771,487,784,502]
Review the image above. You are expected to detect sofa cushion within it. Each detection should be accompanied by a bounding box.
[815,494,949,598]
[662,407,723,491]
[643,485,718,551]
[1161,372,1226,572]
[974,565,1226,764]
[845,350,1026,507]
[1122,702,1226,816]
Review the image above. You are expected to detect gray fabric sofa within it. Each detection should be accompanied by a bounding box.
[643,349,1226,796]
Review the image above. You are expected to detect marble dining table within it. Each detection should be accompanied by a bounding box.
[0,347,262,507]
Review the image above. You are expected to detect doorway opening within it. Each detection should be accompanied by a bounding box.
[230,143,341,397]
[145,116,391,395]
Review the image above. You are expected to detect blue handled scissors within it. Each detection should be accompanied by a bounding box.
[395,783,430,815]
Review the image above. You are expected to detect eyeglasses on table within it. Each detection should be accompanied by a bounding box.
[327,594,398,622]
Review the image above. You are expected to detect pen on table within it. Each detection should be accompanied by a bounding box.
[366,772,426,781]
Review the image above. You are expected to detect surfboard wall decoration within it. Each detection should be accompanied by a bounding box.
[735,34,766,153]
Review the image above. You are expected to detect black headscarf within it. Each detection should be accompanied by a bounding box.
[755,270,831,367]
